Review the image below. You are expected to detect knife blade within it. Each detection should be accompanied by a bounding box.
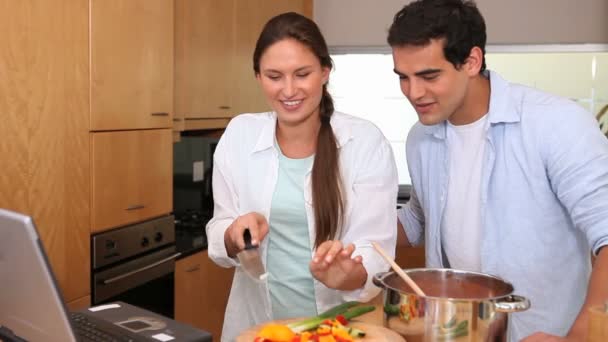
[237,228,267,281]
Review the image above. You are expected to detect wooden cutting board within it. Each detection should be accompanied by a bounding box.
[236,319,406,342]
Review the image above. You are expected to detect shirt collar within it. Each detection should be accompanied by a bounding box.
[486,70,520,125]
[424,70,520,139]
[251,112,352,154]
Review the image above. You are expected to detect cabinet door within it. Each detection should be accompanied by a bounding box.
[91,129,172,232]
[175,251,234,341]
[231,0,313,115]
[91,0,174,131]
[0,0,90,303]
[174,0,235,119]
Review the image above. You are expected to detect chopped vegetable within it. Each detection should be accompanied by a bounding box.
[347,327,365,338]
[256,323,296,341]
[257,302,374,341]
[287,303,374,333]
[335,315,348,326]
[341,306,375,320]
[318,301,360,319]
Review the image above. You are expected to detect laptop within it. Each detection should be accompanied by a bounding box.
[0,208,211,342]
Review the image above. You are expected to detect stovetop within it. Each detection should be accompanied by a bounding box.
[174,209,211,257]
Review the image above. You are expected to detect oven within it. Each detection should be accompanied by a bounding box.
[91,215,179,318]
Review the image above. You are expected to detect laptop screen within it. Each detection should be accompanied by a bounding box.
[0,209,77,342]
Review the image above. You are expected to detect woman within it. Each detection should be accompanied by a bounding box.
[206,12,397,341]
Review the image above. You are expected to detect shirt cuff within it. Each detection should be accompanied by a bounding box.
[206,219,240,268]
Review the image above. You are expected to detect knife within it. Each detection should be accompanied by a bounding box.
[237,228,268,281]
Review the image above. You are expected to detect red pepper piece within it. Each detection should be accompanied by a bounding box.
[335,314,348,326]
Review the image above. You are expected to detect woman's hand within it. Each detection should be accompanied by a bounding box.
[310,240,367,291]
[224,212,269,258]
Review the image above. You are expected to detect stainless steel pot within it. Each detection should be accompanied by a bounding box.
[373,268,530,342]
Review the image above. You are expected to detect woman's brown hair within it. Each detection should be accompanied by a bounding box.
[253,12,344,248]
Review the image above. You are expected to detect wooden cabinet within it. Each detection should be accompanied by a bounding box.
[174,0,235,120]
[90,0,174,131]
[174,0,312,130]
[175,251,234,341]
[91,129,173,232]
[0,0,90,303]
[1,0,176,304]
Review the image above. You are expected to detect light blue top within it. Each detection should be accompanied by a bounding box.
[398,70,608,341]
[267,148,317,319]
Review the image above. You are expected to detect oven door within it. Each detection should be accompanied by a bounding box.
[92,246,180,318]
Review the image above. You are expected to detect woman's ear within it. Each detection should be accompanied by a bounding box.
[465,46,484,75]
[321,67,330,84]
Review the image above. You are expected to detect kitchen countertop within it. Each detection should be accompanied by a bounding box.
[175,228,207,259]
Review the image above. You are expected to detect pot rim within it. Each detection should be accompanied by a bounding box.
[374,267,518,301]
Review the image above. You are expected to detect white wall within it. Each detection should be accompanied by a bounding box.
[314,0,608,48]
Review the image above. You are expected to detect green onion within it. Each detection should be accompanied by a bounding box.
[342,305,375,320]
[318,301,360,319]
[287,302,375,333]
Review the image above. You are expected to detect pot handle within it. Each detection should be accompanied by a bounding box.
[372,271,390,289]
[494,294,530,313]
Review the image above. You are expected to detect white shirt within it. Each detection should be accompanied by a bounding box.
[206,111,398,341]
[441,115,488,272]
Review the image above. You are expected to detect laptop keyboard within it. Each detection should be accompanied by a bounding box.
[70,312,135,342]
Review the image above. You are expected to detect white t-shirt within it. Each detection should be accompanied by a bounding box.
[441,115,488,272]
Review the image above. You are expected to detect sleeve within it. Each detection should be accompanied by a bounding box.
[340,129,399,302]
[543,103,608,255]
[205,122,241,268]
[397,185,425,246]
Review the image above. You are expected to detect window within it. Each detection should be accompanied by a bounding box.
[328,54,416,186]
[329,48,608,187]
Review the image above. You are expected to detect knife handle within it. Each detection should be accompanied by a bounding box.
[243,228,256,250]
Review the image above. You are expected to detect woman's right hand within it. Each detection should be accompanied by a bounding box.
[224,212,269,258]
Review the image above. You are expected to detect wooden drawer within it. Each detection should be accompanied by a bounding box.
[91,129,172,232]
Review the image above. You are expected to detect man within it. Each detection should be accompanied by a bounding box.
[390,0,608,341]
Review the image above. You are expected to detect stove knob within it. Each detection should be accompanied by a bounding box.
[141,237,150,247]
[154,232,163,243]
[105,240,116,250]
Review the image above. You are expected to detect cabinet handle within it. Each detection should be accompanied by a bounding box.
[218,106,231,110]
[125,204,145,211]
[151,112,169,116]
[185,265,201,273]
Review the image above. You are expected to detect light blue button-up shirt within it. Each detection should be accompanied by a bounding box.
[398,71,608,341]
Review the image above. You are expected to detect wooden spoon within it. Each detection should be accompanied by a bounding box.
[372,242,426,297]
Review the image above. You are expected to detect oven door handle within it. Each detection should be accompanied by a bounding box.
[102,252,182,285]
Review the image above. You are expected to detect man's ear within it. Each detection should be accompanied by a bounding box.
[465,46,484,75]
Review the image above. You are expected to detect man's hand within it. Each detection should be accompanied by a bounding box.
[310,240,367,291]
[224,212,269,258]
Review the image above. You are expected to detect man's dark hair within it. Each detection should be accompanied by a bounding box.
[387,0,487,72]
